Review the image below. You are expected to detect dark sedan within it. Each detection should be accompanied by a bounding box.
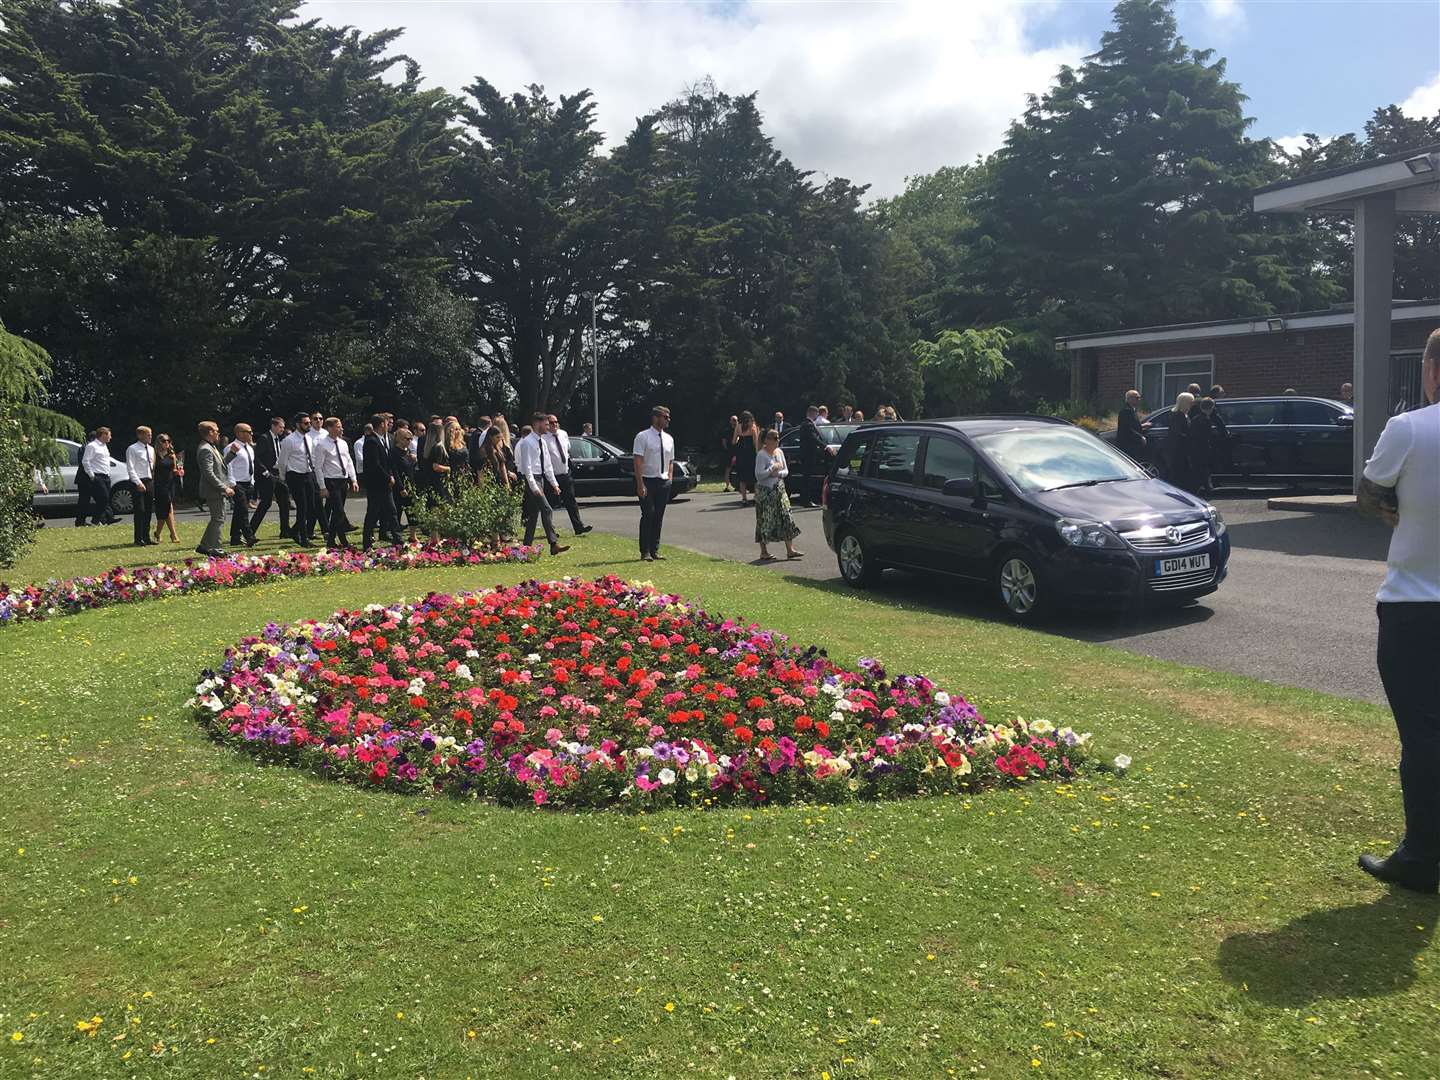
[1104,396,1353,484]
[567,435,697,499]
[823,417,1229,621]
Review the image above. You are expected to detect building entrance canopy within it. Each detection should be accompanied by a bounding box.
[1254,143,1440,488]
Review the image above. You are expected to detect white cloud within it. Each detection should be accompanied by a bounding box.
[1272,132,1331,157]
[300,0,1085,197]
[1200,0,1246,26]
[1401,71,1440,118]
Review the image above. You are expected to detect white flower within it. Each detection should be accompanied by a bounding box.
[658,768,676,786]
[202,694,224,713]
[834,698,853,712]
[406,678,426,697]
[830,711,843,724]
[466,649,480,659]
[934,691,950,707]
[525,653,541,664]
[454,664,473,681]
[684,766,698,783]
[1114,754,1132,770]
[1029,719,1054,736]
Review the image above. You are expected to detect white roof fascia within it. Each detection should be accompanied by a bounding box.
[1060,302,1440,351]
[1254,159,1440,214]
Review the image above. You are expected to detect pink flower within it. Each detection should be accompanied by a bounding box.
[533,788,548,806]
[545,727,563,745]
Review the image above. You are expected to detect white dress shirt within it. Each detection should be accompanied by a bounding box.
[542,427,572,477]
[125,441,154,486]
[632,427,674,479]
[225,441,255,484]
[515,431,556,495]
[1363,401,1440,603]
[318,435,355,482]
[81,439,112,480]
[278,430,316,476]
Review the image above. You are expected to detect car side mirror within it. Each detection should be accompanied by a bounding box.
[1335,414,1353,427]
[942,477,977,499]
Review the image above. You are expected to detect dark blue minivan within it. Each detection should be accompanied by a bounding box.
[822,417,1230,621]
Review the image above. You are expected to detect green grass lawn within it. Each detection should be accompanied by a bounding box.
[1,528,1435,1079]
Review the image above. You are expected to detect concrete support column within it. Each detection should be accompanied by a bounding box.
[1353,192,1395,490]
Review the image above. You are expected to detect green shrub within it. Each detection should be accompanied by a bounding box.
[0,409,39,568]
[409,475,522,547]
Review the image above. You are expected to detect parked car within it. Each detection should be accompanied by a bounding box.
[32,438,137,516]
[822,417,1230,621]
[776,423,858,497]
[566,435,697,499]
[1101,396,1353,485]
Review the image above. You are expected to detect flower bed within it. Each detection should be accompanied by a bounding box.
[191,576,1096,809]
[0,542,541,626]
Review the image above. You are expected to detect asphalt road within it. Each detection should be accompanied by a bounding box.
[570,490,1393,705]
[43,488,1393,704]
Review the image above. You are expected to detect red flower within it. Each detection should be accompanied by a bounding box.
[794,715,813,732]
[734,726,754,744]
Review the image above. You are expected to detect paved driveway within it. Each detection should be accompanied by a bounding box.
[573,491,1392,705]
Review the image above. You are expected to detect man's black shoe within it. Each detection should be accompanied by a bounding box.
[650,552,665,560]
[577,524,593,534]
[1359,851,1440,894]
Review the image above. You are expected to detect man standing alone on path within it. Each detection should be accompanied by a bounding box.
[516,413,568,556]
[545,413,591,535]
[194,420,233,557]
[125,426,155,546]
[1116,390,1146,461]
[1357,327,1440,894]
[633,405,674,562]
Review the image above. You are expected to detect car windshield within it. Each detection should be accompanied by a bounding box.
[973,427,1146,493]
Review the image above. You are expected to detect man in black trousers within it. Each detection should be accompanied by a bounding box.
[361,413,401,549]
[545,413,591,536]
[632,405,674,561]
[793,405,835,507]
[251,416,291,538]
[279,413,318,548]
[1357,328,1440,894]
[1116,389,1146,462]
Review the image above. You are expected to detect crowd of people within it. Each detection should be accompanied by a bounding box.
[72,409,599,559]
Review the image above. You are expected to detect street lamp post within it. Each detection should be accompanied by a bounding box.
[585,292,600,437]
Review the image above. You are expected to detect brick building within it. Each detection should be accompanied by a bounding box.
[1061,299,1439,413]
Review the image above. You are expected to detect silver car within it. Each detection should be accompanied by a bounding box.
[33,438,137,516]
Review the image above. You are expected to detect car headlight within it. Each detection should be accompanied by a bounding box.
[1057,519,1122,548]
[1205,505,1227,537]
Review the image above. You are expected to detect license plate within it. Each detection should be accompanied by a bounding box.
[1155,553,1211,577]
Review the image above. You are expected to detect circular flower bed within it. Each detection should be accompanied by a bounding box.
[0,541,539,626]
[191,576,1096,809]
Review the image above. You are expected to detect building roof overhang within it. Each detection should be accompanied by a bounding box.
[1057,300,1440,351]
[1253,143,1440,215]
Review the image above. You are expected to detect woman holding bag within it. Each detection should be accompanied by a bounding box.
[753,429,802,561]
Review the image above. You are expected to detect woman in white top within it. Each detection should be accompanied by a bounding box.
[753,428,802,561]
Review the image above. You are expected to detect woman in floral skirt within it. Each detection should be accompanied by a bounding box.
[753,429,802,561]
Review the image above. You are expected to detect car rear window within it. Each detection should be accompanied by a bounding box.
[865,434,920,485]
[1283,400,1339,425]
[919,436,976,490]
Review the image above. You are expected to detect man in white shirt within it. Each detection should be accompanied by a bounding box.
[544,413,591,536]
[75,426,115,527]
[1357,327,1440,894]
[279,413,319,548]
[632,405,675,562]
[515,411,568,556]
[318,416,358,549]
[223,423,258,548]
[124,426,155,546]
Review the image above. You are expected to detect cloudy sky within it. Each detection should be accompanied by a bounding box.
[302,0,1440,198]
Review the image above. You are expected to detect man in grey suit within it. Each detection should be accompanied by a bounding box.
[195,420,234,557]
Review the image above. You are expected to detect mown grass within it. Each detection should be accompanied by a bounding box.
[1,528,1435,1079]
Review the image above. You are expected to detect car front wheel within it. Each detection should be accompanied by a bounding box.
[837,530,882,588]
[995,551,1046,621]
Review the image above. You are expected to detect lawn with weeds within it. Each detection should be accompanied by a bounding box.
[1,528,1434,1079]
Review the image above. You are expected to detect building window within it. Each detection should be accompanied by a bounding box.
[1390,351,1424,413]
[1135,356,1214,411]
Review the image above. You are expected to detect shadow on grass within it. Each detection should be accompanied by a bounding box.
[1216,891,1437,1005]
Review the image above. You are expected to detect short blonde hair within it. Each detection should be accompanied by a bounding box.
[197,420,218,436]
[1425,327,1440,366]
[1175,392,1195,412]
[135,425,152,437]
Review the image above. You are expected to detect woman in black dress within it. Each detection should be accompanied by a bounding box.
[730,411,761,507]
[476,426,513,489]
[444,419,469,500]
[151,433,182,543]
[391,427,419,543]
[1167,391,1195,492]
